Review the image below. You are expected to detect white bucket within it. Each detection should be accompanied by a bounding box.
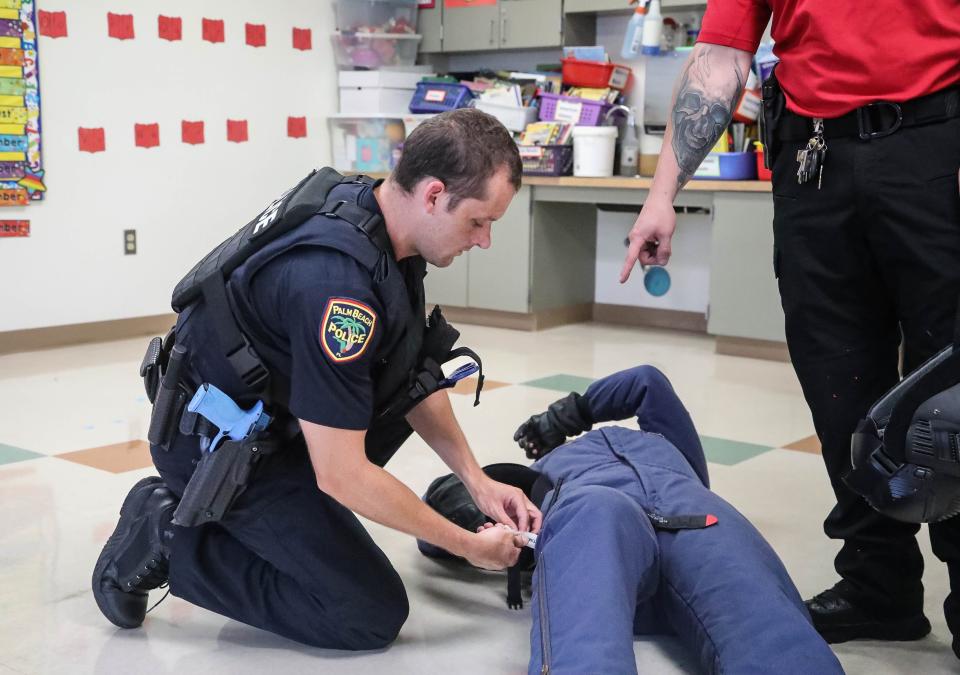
[573,126,618,177]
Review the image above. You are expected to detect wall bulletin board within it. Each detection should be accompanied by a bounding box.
[0,0,44,207]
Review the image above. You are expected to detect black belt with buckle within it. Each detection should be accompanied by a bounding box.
[778,85,960,141]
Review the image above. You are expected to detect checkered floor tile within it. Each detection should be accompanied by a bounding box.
[699,436,774,466]
[521,374,595,394]
[0,443,45,466]
[784,434,821,454]
[450,377,511,396]
[57,440,153,474]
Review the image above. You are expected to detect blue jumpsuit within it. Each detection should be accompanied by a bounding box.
[527,366,843,674]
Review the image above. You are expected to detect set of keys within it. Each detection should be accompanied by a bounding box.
[796,117,828,189]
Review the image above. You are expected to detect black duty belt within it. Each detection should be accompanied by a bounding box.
[778,85,960,141]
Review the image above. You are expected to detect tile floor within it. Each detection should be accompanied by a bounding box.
[1,322,957,673]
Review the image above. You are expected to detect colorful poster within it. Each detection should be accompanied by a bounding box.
[0,0,44,205]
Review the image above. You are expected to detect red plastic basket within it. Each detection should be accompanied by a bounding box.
[561,58,633,93]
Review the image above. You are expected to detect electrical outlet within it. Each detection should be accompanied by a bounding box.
[124,229,137,255]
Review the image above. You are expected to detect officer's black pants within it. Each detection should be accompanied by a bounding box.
[771,114,960,623]
[151,433,409,649]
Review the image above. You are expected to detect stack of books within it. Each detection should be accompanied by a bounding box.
[519,121,573,146]
[563,86,620,104]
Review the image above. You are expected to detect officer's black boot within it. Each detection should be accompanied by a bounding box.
[805,581,931,643]
[93,476,177,628]
[945,579,960,660]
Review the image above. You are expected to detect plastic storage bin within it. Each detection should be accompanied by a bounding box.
[409,82,474,113]
[328,115,406,173]
[692,151,758,180]
[518,145,573,176]
[474,100,538,132]
[561,58,633,92]
[538,92,612,126]
[573,126,618,177]
[335,0,418,33]
[331,32,421,70]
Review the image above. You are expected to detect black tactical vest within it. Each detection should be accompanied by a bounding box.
[170,169,428,460]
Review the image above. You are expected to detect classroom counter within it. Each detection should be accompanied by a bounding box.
[355,172,772,193]
[522,176,772,192]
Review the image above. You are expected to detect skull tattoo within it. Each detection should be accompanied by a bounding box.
[673,90,731,176]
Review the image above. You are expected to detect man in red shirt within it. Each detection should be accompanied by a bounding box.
[621,0,960,656]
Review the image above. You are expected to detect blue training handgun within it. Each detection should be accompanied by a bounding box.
[187,383,272,452]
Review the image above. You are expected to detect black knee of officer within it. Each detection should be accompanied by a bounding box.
[316,575,409,650]
[350,582,410,650]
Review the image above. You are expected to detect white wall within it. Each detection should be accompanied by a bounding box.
[0,0,338,331]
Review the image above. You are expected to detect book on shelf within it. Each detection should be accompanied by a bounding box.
[519,121,573,146]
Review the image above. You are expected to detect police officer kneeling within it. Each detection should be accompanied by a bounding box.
[91,108,541,650]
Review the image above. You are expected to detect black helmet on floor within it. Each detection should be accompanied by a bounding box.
[417,463,540,560]
[845,341,960,523]
[417,463,543,610]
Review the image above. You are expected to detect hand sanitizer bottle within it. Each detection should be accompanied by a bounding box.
[619,109,640,176]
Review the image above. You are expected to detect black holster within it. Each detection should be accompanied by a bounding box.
[172,436,280,527]
[759,66,786,169]
[143,335,190,453]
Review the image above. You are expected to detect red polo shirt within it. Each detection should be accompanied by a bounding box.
[699,0,960,118]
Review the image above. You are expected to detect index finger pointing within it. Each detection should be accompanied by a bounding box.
[620,241,642,283]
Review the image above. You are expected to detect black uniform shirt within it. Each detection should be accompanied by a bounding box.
[245,247,385,430]
[235,185,390,431]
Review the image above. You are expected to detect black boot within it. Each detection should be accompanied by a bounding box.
[805,582,931,644]
[93,476,177,628]
[945,586,960,660]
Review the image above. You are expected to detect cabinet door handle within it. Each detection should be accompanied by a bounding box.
[501,16,508,44]
[489,18,495,45]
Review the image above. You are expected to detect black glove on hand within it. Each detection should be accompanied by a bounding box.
[513,392,593,460]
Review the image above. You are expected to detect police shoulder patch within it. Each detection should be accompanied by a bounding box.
[320,297,378,363]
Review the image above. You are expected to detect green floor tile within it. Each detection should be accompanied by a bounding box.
[0,443,45,466]
[521,374,595,394]
[699,436,773,466]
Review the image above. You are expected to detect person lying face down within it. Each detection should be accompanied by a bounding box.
[419,365,844,675]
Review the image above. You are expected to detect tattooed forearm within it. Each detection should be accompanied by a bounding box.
[670,46,745,188]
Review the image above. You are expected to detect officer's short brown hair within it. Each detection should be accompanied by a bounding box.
[392,108,522,210]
